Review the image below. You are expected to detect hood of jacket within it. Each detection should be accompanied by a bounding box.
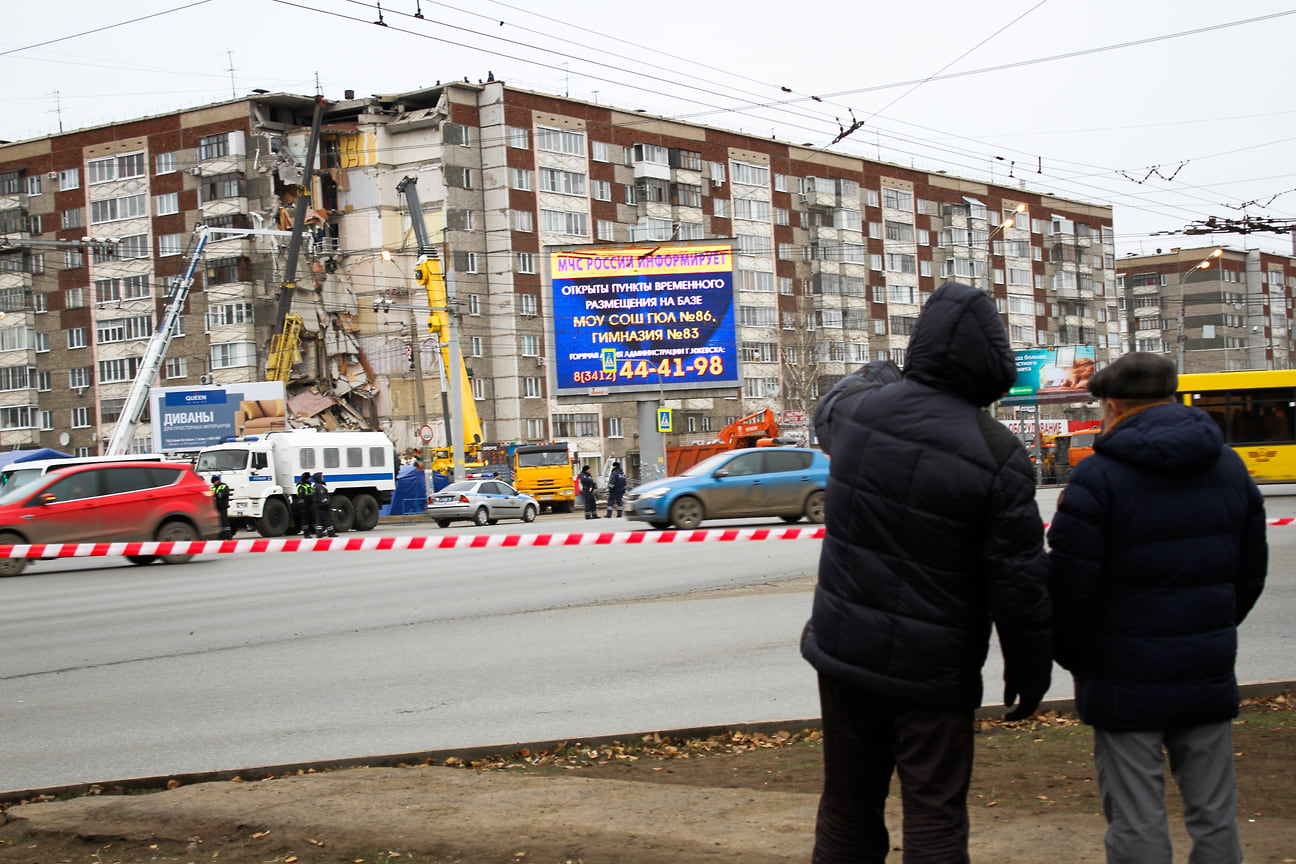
[1095,402,1224,474]
[902,281,1018,407]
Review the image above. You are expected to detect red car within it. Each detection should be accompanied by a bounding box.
[0,461,221,577]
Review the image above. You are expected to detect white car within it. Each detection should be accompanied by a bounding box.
[427,479,539,527]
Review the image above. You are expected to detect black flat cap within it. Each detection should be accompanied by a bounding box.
[1088,352,1178,400]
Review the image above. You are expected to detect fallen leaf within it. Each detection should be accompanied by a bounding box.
[251,830,270,839]
[308,838,325,846]
[166,779,181,789]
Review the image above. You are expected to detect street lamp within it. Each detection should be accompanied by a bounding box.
[1175,247,1223,372]
[983,203,1027,293]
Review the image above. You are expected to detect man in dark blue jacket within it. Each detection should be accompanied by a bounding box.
[803,281,1052,863]
[1048,352,1266,863]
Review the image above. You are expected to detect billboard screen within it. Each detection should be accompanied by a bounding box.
[549,244,737,395]
[1001,346,1097,406]
[149,381,287,452]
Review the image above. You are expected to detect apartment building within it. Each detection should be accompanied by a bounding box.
[1116,246,1296,374]
[0,81,1119,474]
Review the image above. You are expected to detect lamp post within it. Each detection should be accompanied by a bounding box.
[983,203,1027,293]
[1175,247,1223,372]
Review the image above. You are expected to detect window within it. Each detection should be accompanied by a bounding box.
[154,192,179,216]
[0,366,36,391]
[672,183,702,208]
[98,356,142,383]
[34,333,48,352]
[37,370,50,391]
[461,251,479,274]
[39,410,53,431]
[524,376,542,398]
[198,134,229,160]
[709,162,726,184]
[737,305,776,327]
[536,125,585,155]
[736,269,775,292]
[70,406,91,428]
[97,315,153,344]
[158,233,184,256]
[551,412,599,437]
[445,166,474,189]
[206,301,253,327]
[731,161,769,187]
[467,294,480,315]
[526,418,546,439]
[61,208,84,229]
[779,276,793,295]
[510,168,533,191]
[596,219,616,241]
[469,336,483,357]
[741,341,779,362]
[517,252,536,274]
[200,172,242,202]
[735,233,769,255]
[90,192,147,224]
[592,179,612,201]
[591,141,611,162]
[471,378,485,400]
[882,187,913,211]
[732,198,771,221]
[95,275,150,304]
[0,328,34,352]
[632,143,669,165]
[58,168,80,190]
[520,334,540,356]
[155,151,177,174]
[743,376,780,398]
[886,253,916,274]
[518,293,539,317]
[164,357,187,379]
[211,341,255,369]
[117,234,148,259]
[507,126,529,149]
[539,208,588,236]
[206,257,246,285]
[539,168,586,196]
[512,209,534,232]
[885,220,914,242]
[87,151,145,184]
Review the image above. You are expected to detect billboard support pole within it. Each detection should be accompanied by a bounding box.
[638,400,666,482]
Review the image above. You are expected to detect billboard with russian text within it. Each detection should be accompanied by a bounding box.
[1000,346,1097,406]
[148,381,287,452]
[548,244,738,395]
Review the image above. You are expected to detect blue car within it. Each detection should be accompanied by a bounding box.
[624,446,829,530]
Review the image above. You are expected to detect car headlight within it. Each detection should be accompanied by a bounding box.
[641,486,671,500]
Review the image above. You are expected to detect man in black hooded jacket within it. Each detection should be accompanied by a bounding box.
[802,281,1052,863]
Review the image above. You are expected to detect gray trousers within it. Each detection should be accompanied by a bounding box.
[1094,721,1242,864]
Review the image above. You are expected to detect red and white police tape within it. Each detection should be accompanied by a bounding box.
[0,526,828,559]
[2,517,1293,560]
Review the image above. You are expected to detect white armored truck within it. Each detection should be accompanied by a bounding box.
[195,430,396,536]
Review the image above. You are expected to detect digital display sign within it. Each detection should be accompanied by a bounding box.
[1001,346,1097,405]
[549,244,738,395]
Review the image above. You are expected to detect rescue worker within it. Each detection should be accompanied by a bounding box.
[605,461,626,518]
[294,471,315,538]
[580,465,599,519]
[312,471,337,538]
[211,474,232,540]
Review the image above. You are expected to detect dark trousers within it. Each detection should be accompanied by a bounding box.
[314,504,335,536]
[606,489,624,516]
[216,508,232,540]
[813,672,974,864]
[582,490,598,518]
[294,500,313,536]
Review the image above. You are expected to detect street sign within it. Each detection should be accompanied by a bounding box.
[419,424,434,442]
[657,408,672,433]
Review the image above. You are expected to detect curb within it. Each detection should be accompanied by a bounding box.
[4,680,1292,806]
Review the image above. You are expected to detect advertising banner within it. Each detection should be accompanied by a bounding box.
[149,381,287,452]
[549,244,738,395]
[1001,346,1097,406]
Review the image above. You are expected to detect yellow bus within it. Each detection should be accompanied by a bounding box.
[1176,369,1296,483]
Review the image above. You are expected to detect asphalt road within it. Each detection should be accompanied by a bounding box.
[1,489,1293,794]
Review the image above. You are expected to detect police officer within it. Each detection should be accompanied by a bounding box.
[579,465,599,519]
[294,471,315,538]
[605,461,626,518]
[211,474,232,540]
[312,471,337,538]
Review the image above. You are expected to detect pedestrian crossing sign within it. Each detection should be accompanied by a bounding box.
[657,408,672,432]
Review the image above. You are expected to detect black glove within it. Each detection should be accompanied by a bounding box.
[1003,673,1049,722]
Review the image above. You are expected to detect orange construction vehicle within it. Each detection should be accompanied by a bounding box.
[665,408,797,475]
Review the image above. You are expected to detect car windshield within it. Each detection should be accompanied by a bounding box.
[0,467,45,498]
[439,482,477,493]
[195,449,248,472]
[517,449,568,467]
[681,452,742,478]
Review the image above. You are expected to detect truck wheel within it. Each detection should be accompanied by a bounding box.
[556,500,573,514]
[257,498,290,538]
[670,496,704,530]
[331,495,355,533]
[0,531,28,577]
[803,490,826,524]
[351,493,380,531]
[157,521,199,565]
[127,555,158,565]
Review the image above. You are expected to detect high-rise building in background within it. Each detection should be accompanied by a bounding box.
[0,81,1140,476]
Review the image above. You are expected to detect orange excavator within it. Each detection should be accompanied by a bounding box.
[665,408,796,475]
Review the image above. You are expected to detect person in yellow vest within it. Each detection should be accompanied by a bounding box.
[294,471,314,538]
[211,475,232,540]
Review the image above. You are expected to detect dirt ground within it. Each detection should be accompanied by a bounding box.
[1,693,1292,864]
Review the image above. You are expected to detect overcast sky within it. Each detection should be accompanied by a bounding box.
[4,0,1295,259]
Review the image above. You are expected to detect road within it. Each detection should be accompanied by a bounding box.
[1,489,1293,794]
